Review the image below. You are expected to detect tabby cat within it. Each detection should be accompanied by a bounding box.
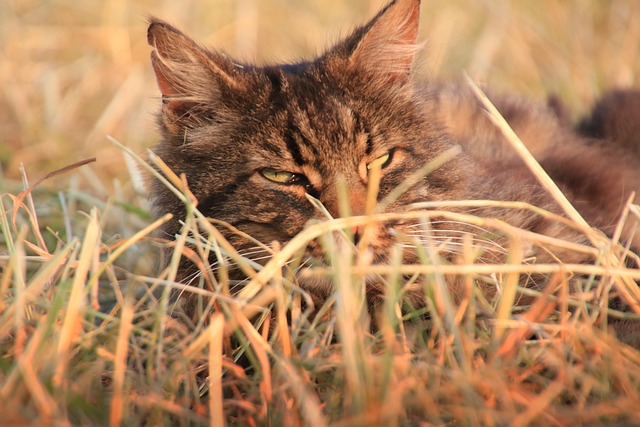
[147,0,640,344]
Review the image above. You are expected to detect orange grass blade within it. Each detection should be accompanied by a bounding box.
[11,158,96,226]
[110,297,134,427]
[466,77,594,236]
[55,208,101,386]
[208,313,226,427]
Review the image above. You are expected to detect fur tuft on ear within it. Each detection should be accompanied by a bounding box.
[330,0,422,85]
[147,18,241,134]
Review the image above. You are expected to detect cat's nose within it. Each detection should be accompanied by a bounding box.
[348,191,367,217]
[352,224,365,246]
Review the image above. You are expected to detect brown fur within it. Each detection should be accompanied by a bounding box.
[147,0,640,344]
[433,82,640,247]
[578,89,640,157]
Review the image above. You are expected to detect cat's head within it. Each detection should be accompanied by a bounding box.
[148,0,471,290]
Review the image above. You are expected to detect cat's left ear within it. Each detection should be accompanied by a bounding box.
[147,18,242,134]
[333,0,422,86]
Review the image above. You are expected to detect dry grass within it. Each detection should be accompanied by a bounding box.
[2,0,640,426]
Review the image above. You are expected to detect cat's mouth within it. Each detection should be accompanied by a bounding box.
[199,212,512,304]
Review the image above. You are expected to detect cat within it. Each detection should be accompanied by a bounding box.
[578,89,640,158]
[147,0,640,345]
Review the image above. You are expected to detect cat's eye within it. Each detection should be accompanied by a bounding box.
[367,150,393,171]
[260,168,317,196]
[260,168,316,196]
[261,168,297,184]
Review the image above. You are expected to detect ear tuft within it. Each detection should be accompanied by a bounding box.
[147,17,241,135]
[332,0,422,85]
[147,18,214,99]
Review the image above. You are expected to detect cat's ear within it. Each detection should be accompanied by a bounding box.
[334,0,421,86]
[147,18,240,134]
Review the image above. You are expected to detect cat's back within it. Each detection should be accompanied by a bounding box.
[428,82,640,246]
[428,81,582,163]
[578,89,640,158]
[431,82,640,164]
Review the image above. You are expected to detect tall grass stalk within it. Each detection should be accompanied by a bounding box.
[1,139,640,425]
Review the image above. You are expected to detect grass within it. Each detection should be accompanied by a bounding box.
[2,0,640,425]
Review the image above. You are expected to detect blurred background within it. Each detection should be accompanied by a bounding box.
[1,0,639,189]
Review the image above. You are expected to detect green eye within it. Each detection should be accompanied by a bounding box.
[367,152,392,170]
[260,168,296,184]
[260,168,315,194]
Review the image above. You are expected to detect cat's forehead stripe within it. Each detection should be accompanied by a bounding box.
[284,124,307,166]
[352,110,373,155]
[263,67,325,167]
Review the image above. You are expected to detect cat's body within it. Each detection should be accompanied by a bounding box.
[434,83,640,249]
[147,0,640,344]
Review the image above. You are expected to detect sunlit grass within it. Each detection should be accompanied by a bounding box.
[2,132,640,424]
[0,140,640,426]
[2,0,640,425]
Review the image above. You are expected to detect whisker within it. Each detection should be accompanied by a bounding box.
[407,233,509,254]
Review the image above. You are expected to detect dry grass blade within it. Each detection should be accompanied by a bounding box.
[92,212,172,284]
[55,208,100,387]
[276,360,328,427]
[110,297,134,427]
[0,241,75,338]
[11,158,97,226]
[495,272,562,360]
[376,145,461,213]
[11,317,58,419]
[466,77,593,238]
[234,306,273,415]
[494,232,524,340]
[208,313,226,427]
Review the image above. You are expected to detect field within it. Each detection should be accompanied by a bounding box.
[2,0,640,425]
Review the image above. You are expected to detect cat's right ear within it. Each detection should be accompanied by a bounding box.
[329,0,422,89]
[147,18,240,134]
